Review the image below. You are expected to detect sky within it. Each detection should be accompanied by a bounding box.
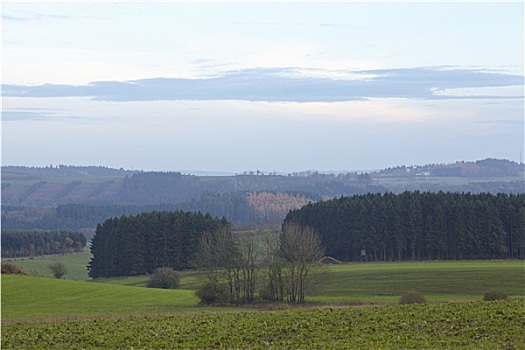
[2,1,524,174]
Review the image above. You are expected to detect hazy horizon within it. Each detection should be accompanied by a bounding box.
[2,2,524,173]
[3,157,522,177]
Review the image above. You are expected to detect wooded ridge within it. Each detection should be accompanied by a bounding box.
[2,159,523,231]
[285,191,525,261]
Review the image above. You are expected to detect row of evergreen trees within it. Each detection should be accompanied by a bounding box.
[285,192,525,261]
[1,230,86,258]
[88,211,230,278]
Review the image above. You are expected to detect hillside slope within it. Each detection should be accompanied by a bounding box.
[2,159,523,230]
[1,275,199,320]
[3,159,523,207]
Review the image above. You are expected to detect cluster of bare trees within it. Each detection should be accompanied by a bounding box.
[193,222,325,304]
[279,223,325,303]
[193,224,259,304]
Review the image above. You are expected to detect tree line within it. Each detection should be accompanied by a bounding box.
[1,230,87,258]
[2,165,135,177]
[1,196,252,230]
[87,209,326,304]
[88,211,230,278]
[193,222,325,304]
[377,158,523,177]
[2,191,315,231]
[285,192,525,261]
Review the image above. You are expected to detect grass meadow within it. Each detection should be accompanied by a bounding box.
[1,275,244,320]
[8,251,524,303]
[314,260,525,303]
[3,255,524,349]
[8,251,92,280]
[11,252,524,302]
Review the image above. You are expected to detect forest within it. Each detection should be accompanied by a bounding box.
[2,159,523,231]
[88,211,230,278]
[86,192,524,282]
[1,191,314,231]
[285,192,525,261]
[1,230,87,258]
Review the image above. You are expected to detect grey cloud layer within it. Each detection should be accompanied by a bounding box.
[3,67,523,102]
[1,111,52,121]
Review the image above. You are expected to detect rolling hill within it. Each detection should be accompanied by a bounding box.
[2,159,523,230]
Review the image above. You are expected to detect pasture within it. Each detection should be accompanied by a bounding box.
[94,260,523,303]
[2,259,524,349]
[8,251,92,281]
[314,260,525,303]
[8,253,525,303]
[1,275,241,320]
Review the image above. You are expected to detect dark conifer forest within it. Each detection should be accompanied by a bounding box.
[285,192,525,261]
[1,230,87,258]
[87,211,230,278]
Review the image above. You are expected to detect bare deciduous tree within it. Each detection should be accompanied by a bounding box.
[193,226,258,304]
[238,234,258,302]
[195,223,326,305]
[261,232,285,302]
[280,222,325,303]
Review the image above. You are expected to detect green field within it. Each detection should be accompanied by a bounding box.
[90,270,204,290]
[2,298,523,349]
[2,260,523,321]
[2,260,524,349]
[314,260,525,303]
[91,260,524,304]
[9,251,92,280]
[9,254,525,303]
[1,275,242,320]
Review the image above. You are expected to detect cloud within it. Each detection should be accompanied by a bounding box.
[1,109,116,123]
[235,21,284,26]
[2,67,523,103]
[2,14,32,22]
[2,12,74,22]
[320,23,340,28]
[476,119,523,125]
[1,111,53,121]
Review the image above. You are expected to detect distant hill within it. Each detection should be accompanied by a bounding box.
[377,158,523,177]
[1,159,523,230]
[2,164,135,177]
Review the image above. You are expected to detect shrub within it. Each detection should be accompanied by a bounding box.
[48,262,67,279]
[146,267,180,289]
[399,291,426,305]
[195,281,229,305]
[27,269,41,277]
[483,290,507,301]
[1,261,25,275]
